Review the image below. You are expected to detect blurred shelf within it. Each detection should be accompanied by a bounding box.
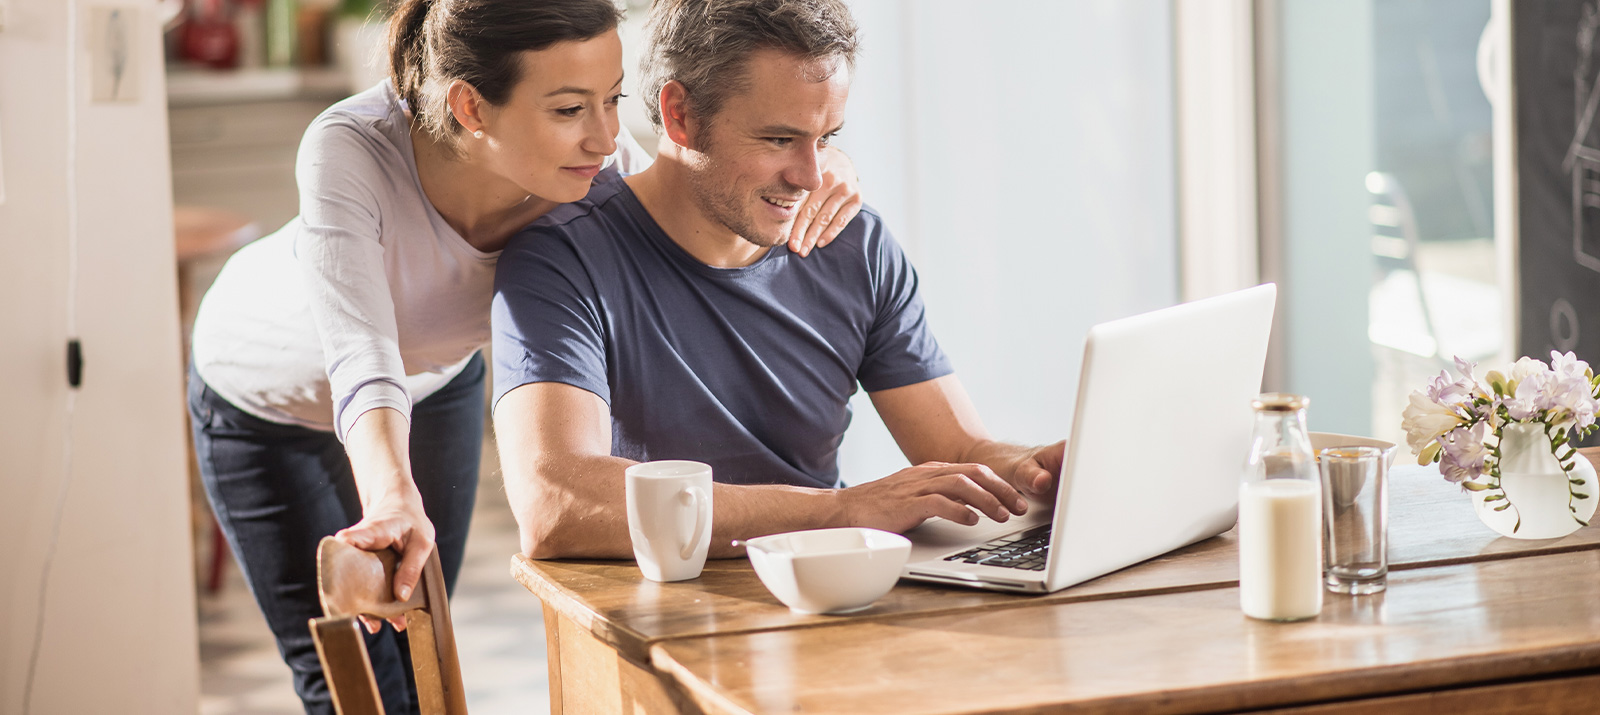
[166,67,352,107]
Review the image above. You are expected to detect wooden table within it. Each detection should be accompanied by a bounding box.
[511,450,1600,714]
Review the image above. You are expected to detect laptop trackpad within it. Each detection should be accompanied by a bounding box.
[904,506,1052,564]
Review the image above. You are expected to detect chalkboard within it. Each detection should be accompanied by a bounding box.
[1515,0,1600,363]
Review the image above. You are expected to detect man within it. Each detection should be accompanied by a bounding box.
[491,0,1064,559]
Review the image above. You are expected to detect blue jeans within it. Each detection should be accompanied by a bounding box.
[188,354,483,715]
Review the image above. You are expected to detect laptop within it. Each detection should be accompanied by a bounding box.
[900,284,1277,593]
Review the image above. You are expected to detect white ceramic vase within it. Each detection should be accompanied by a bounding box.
[1471,423,1598,539]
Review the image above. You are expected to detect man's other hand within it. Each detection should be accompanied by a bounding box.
[1011,440,1066,500]
[837,461,1029,534]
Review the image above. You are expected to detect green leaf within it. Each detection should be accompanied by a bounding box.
[1482,494,1505,502]
[1575,493,1590,499]
[1572,478,1588,486]
[1462,481,1493,491]
[1493,502,1511,511]
[1514,515,1523,532]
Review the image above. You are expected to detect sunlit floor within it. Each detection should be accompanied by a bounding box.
[196,435,551,715]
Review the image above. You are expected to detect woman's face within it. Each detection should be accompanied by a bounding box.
[475,29,625,203]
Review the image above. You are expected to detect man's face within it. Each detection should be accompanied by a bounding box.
[683,49,851,248]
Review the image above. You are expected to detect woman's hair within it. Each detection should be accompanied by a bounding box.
[388,0,622,148]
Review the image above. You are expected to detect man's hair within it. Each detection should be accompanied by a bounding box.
[638,0,860,132]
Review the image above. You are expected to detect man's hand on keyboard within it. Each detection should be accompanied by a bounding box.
[836,461,1031,534]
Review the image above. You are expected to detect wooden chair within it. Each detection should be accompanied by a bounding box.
[308,537,468,715]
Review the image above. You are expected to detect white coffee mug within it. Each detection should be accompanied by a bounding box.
[624,460,713,582]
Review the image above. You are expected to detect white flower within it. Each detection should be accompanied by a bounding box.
[1413,353,1600,489]
[1402,390,1463,454]
[1541,351,1600,429]
[1424,369,1475,407]
[1438,422,1489,483]
[1504,366,1555,422]
[1550,378,1599,429]
[1549,350,1591,380]
[1509,355,1550,386]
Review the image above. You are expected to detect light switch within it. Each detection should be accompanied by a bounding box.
[89,7,138,103]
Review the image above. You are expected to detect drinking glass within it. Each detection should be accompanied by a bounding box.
[1319,446,1388,595]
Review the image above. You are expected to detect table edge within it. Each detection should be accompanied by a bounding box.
[649,628,1600,715]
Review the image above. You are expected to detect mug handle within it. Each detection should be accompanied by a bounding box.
[679,485,710,561]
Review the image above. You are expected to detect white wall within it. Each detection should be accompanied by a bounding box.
[0,1,198,712]
[836,0,1179,480]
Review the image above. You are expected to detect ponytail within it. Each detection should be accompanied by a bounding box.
[387,0,434,112]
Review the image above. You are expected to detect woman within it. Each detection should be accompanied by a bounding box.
[187,0,861,711]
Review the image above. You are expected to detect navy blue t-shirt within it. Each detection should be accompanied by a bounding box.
[490,179,952,489]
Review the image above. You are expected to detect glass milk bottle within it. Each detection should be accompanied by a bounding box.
[1239,393,1322,621]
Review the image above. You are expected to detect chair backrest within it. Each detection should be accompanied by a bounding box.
[1367,169,1452,365]
[1367,170,1422,274]
[308,537,468,715]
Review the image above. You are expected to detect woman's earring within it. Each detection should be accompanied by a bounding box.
[473,130,484,139]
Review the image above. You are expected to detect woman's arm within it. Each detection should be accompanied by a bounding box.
[293,113,435,626]
[336,407,433,631]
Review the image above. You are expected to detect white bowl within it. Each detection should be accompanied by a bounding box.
[743,527,911,615]
[1309,432,1399,467]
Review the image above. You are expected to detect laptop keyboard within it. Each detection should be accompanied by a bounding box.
[944,525,1051,571]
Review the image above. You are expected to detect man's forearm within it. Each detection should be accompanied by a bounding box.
[509,455,847,560]
[707,482,846,557]
[504,452,635,560]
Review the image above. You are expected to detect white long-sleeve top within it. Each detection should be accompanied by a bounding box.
[192,81,650,441]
